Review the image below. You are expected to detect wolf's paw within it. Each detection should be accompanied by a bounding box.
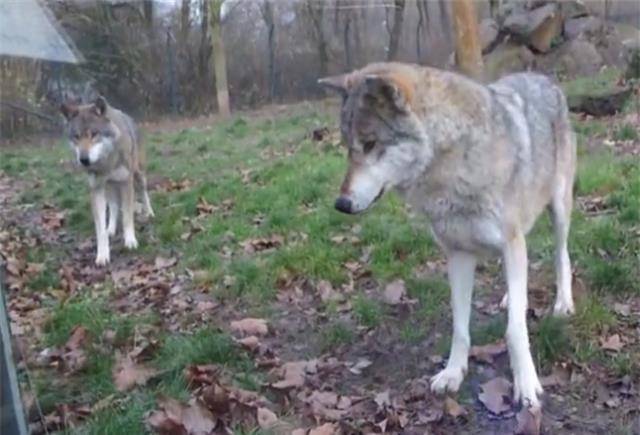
[124,235,139,250]
[95,252,110,266]
[430,366,466,394]
[553,300,574,317]
[146,208,155,219]
[513,369,543,408]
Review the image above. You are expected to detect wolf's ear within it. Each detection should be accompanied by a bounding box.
[363,75,411,112]
[93,96,108,116]
[60,102,79,120]
[318,74,349,98]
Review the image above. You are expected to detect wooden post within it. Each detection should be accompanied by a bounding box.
[451,0,484,80]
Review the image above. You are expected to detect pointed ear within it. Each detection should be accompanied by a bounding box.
[60,102,79,120]
[93,96,108,116]
[318,74,350,98]
[363,75,411,112]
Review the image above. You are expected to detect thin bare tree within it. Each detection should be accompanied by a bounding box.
[415,0,428,61]
[386,0,406,61]
[305,0,329,77]
[260,0,277,101]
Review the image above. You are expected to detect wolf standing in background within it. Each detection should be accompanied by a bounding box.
[60,97,154,266]
[320,63,576,409]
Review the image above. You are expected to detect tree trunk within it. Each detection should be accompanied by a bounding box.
[143,0,153,31]
[387,0,406,61]
[306,1,329,77]
[261,0,277,101]
[451,0,483,80]
[180,0,191,44]
[416,0,428,61]
[344,12,352,70]
[210,0,230,117]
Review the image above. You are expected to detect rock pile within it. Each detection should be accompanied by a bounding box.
[476,0,640,81]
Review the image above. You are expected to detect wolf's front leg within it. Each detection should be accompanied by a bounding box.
[120,179,138,249]
[504,232,543,408]
[91,187,110,266]
[106,185,119,237]
[431,251,476,394]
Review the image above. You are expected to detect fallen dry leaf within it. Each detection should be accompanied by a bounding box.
[309,423,337,435]
[65,325,88,350]
[444,396,467,418]
[469,340,507,364]
[257,407,278,429]
[515,406,542,435]
[146,396,216,435]
[478,377,512,415]
[613,303,631,316]
[240,234,283,254]
[236,335,260,352]
[154,256,178,270]
[383,280,406,305]
[317,280,343,302]
[230,318,268,336]
[600,334,624,352]
[113,352,158,392]
[348,357,372,375]
[271,359,317,389]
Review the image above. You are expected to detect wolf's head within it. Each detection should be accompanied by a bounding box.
[319,64,432,214]
[60,97,120,168]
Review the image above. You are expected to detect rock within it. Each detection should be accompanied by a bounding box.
[564,16,604,39]
[555,39,604,78]
[503,3,562,53]
[568,87,633,116]
[480,18,500,52]
[626,47,640,80]
[559,0,590,19]
[483,42,536,81]
[529,8,563,52]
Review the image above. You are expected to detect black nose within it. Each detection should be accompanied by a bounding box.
[334,197,353,214]
[79,156,90,166]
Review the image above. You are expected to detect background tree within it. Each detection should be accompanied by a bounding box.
[386,0,406,61]
[209,0,230,116]
[451,0,483,79]
[260,0,277,101]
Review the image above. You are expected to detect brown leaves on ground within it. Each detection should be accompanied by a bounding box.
[41,207,66,231]
[230,318,269,336]
[36,325,89,373]
[600,333,625,352]
[112,351,159,392]
[148,364,278,434]
[271,359,318,389]
[382,279,417,306]
[515,406,542,435]
[478,377,512,415]
[469,340,507,365]
[156,178,193,193]
[444,397,467,419]
[240,234,284,254]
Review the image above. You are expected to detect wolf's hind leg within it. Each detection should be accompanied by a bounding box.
[431,251,476,394]
[106,185,120,237]
[550,175,574,316]
[135,171,154,218]
[121,179,138,250]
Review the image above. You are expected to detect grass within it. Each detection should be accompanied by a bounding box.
[2,92,639,432]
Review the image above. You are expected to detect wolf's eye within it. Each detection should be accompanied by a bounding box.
[90,130,98,138]
[73,133,80,141]
[363,140,376,153]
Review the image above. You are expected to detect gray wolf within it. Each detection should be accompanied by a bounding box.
[60,97,154,266]
[320,62,576,409]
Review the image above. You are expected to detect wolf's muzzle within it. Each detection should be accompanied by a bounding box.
[79,156,91,167]
[334,196,353,214]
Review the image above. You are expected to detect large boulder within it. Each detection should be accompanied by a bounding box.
[555,39,604,78]
[559,0,590,19]
[564,16,604,39]
[568,87,633,116]
[503,3,562,53]
[483,42,536,81]
[480,18,500,52]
